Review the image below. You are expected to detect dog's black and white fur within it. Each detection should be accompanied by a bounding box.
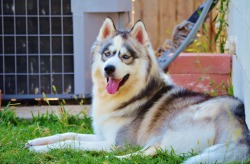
[25,18,250,163]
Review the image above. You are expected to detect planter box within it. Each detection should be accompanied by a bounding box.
[168,53,232,95]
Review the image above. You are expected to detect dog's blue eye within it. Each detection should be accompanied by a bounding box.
[122,55,131,60]
[104,51,111,57]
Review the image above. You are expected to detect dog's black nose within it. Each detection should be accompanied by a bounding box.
[104,65,116,75]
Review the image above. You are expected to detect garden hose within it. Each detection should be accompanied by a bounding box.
[157,0,218,70]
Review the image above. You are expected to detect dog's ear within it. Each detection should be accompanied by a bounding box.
[130,20,149,45]
[97,17,116,41]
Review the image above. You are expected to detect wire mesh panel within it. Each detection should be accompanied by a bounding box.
[0,0,74,99]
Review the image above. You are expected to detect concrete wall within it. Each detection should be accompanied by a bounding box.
[227,0,250,126]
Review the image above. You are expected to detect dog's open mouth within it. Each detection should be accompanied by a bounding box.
[106,74,129,94]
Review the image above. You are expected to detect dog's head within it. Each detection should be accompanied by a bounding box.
[91,18,160,96]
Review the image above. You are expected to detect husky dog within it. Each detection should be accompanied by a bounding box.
[25,18,250,163]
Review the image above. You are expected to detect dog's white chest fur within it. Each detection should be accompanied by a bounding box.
[91,99,132,141]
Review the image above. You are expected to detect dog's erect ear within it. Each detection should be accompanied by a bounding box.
[130,20,149,45]
[97,17,116,41]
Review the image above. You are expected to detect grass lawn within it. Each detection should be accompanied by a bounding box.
[0,105,248,163]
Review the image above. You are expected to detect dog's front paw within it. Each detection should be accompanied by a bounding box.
[24,139,38,149]
[24,142,33,149]
[25,137,49,147]
[27,145,50,153]
[24,141,50,153]
[115,154,133,160]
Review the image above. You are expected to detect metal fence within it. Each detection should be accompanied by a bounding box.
[0,0,74,100]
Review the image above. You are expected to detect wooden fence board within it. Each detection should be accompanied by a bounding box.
[194,0,205,8]
[133,0,142,22]
[133,0,216,51]
[142,0,160,48]
[159,0,177,46]
[177,0,194,24]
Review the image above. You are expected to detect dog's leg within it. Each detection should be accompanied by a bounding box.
[115,145,159,159]
[28,140,114,153]
[25,133,99,148]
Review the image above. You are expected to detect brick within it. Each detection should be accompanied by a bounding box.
[168,53,232,74]
[170,74,231,95]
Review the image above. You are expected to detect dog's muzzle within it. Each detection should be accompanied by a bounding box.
[104,65,116,76]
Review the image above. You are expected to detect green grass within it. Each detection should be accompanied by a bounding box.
[0,106,189,163]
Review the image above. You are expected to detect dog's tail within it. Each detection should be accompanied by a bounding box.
[184,139,250,164]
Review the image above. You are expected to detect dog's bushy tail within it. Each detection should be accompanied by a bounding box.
[184,141,250,164]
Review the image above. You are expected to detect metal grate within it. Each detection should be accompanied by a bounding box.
[0,0,74,99]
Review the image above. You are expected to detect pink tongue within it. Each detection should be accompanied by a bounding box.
[106,78,122,94]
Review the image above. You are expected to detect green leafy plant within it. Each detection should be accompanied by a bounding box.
[185,0,230,53]
[227,83,234,96]
[38,87,91,131]
[186,37,208,53]
[213,0,230,53]
[0,103,20,125]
